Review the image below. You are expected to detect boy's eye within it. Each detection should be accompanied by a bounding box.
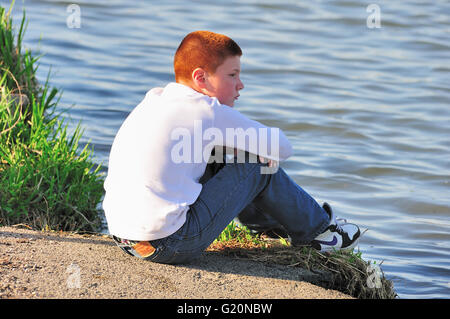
[229,73,236,77]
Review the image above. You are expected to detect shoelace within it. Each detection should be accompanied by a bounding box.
[324,203,347,232]
[332,217,348,234]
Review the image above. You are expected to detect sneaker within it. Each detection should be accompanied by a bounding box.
[310,202,361,252]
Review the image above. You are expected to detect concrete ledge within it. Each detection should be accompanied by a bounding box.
[0,226,352,299]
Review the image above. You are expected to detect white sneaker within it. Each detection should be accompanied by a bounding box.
[310,203,361,252]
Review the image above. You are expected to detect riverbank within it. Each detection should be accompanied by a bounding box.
[0,225,353,299]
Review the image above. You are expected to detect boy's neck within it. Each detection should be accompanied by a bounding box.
[176,80,204,96]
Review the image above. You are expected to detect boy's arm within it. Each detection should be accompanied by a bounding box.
[213,103,293,162]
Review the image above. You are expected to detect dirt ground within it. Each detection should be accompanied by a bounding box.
[0,226,352,299]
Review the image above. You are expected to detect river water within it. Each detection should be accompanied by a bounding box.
[7,0,449,298]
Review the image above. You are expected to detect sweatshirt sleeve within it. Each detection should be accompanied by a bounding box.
[211,101,293,161]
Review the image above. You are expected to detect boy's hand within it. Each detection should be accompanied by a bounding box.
[258,155,279,168]
[232,148,278,168]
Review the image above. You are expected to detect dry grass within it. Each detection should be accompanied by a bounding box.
[207,235,397,299]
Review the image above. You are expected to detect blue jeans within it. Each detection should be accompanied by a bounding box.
[129,153,330,264]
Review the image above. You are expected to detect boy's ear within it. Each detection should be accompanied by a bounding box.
[192,68,207,88]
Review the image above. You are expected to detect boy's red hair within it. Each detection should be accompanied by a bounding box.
[174,31,242,84]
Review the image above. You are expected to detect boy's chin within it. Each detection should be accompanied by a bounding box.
[225,100,235,107]
[217,97,235,107]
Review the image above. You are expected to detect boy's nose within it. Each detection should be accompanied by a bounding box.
[237,78,244,91]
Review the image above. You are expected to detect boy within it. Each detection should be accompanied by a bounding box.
[103,31,361,264]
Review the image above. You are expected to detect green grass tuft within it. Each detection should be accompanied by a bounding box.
[0,3,104,232]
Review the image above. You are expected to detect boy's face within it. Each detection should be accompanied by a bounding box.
[204,55,244,107]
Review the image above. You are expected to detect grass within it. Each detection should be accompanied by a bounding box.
[0,3,104,232]
[211,221,271,250]
[209,221,397,299]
